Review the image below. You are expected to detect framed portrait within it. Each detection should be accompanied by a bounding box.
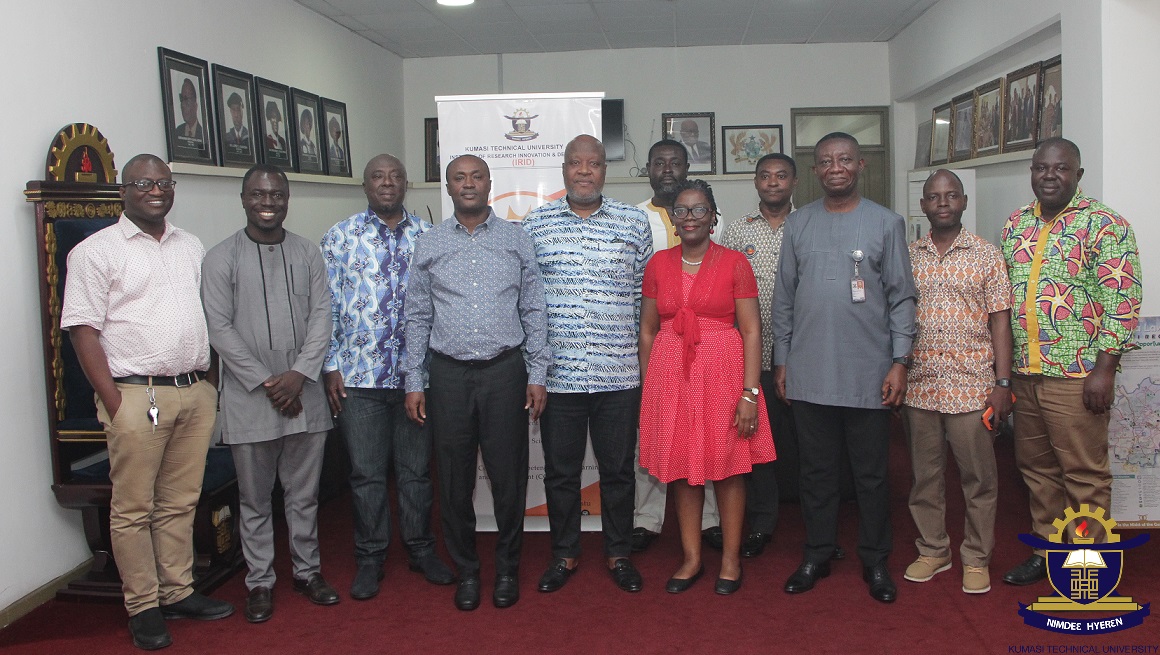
[973,79,1002,158]
[915,120,933,169]
[290,89,324,175]
[1003,62,1041,153]
[1039,55,1062,141]
[320,98,352,178]
[949,92,975,162]
[425,117,440,183]
[662,112,716,175]
[930,102,952,166]
[721,124,783,175]
[158,48,216,165]
[254,78,294,171]
[211,65,258,169]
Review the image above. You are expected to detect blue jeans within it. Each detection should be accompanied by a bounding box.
[338,387,436,565]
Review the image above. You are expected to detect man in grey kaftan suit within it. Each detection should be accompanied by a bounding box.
[201,164,339,623]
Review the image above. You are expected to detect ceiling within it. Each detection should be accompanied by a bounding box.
[295,0,940,59]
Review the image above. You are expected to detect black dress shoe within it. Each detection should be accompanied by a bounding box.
[832,545,847,560]
[244,587,274,623]
[665,565,705,594]
[631,527,660,553]
[741,532,773,558]
[863,564,897,603]
[409,554,455,586]
[715,567,744,595]
[293,573,340,606]
[128,608,171,650]
[702,526,724,551]
[160,592,235,620]
[609,558,643,592]
[455,577,481,611]
[493,575,520,608]
[784,560,831,594]
[538,558,577,593]
[350,562,385,600]
[1003,554,1047,586]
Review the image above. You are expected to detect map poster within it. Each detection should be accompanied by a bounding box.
[1110,315,1160,527]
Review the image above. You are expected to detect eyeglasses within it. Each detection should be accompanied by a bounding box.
[122,179,177,192]
[672,206,713,219]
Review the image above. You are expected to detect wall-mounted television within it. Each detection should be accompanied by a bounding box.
[603,98,625,162]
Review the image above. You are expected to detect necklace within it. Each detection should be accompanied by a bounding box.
[680,256,702,266]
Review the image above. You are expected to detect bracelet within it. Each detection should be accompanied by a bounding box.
[740,395,758,405]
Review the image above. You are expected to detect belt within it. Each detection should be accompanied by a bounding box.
[114,371,205,387]
[431,348,520,368]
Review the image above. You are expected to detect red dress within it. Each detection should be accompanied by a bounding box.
[639,243,775,485]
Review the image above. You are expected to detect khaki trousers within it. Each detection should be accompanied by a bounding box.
[1011,374,1111,553]
[96,380,217,615]
[904,407,997,567]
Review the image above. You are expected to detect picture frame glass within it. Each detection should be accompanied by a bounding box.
[321,99,351,177]
[292,90,324,174]
[930,105,952,165]
[951,98,974,160]
[256,81,293,170]
[662,112,716,175]
[974,85,1002,156]
[1004,70,1040,150]
[213,65,257,168]
[721,125,783,175]
[1040,61,1062,141]
[159,48,215,165]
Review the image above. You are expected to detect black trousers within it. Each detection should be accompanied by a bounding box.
[745,370,799,534]
[792,401,892,567]
[428,350,529,578]
[540,388,639,559]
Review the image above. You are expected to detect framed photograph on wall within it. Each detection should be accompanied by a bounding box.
[254,78,293,171]
[662,112,716,175]
[290,89,324,174]
[930,102,952,166]
[1004,62,1041,153]
[158,48,216,165]
[424,117,439,183]
[721,124,783,175]
[1039,55,1062,141]
[321,98,351,177]
[973,79,1002,158]
[915,120,933,169]
[211,64,258,168]
[949,92,975,162]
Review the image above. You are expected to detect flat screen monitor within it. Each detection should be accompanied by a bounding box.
[602,98,625,162]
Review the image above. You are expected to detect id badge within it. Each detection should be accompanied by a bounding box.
[851,276,866,303]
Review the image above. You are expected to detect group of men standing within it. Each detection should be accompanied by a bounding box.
[61,127,1140,650]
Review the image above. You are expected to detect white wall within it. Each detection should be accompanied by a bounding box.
[0,0,403,613]
[401,43,891,229]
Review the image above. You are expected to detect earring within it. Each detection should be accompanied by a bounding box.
[710,227,715,234]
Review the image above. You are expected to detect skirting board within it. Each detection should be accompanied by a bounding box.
[1,559,94,629]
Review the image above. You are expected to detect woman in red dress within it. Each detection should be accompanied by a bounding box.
[639,179,775,595]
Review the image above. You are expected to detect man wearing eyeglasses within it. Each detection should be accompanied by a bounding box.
[62,155,233,650]
[174,78,205,155]
[201,164,339,624]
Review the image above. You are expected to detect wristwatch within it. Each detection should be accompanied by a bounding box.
[995,378,1011,388]
[892,356,912,368]
[743,387,760,397]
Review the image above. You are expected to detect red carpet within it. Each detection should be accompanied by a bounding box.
[3,431,1158,654]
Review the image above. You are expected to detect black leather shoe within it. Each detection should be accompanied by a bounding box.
[665,565,705,594]
[784,560,831,594]
[244,587,273,623]
[350,563,385,600]
[538,558,577,593]
[455,577,481,611]
[702,526,724,551]
[159,592,234,620]
[863,564,898,603]
[1003,554,1047,586]
[493,575,520,608]
[832,545,847,560]
[609,558,643,592]
[741,532,773,558]
[715,567,744,596]
[293,573,340,606]
[128,608,171,650]
[409,554,455,586]
[631,527,659,553]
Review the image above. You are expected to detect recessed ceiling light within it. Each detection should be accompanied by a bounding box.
[437,0,474,5]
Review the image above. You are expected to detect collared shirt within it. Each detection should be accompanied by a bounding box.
[637,200,679,255]
[401,209,550,393]
[907,229,1011,414]
[523,195,653,393]
[61,215,210,378]
[321,207,432,389]
[722,208,786,371]
[1001,192,1142,378]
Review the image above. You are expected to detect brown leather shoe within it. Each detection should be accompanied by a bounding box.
[245,587,273,623]
[293,573,340,606]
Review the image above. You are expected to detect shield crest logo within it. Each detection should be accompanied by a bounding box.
[1045,548,1123,605]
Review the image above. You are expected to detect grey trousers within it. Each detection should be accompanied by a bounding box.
[231,431,327,590]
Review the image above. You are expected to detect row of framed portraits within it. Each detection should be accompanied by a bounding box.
[660,113,785,176]
[926,55,1062,166]
[158,47,352,176]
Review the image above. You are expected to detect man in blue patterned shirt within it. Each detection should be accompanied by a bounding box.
[523,134,652,595]
[320,154,452,600]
